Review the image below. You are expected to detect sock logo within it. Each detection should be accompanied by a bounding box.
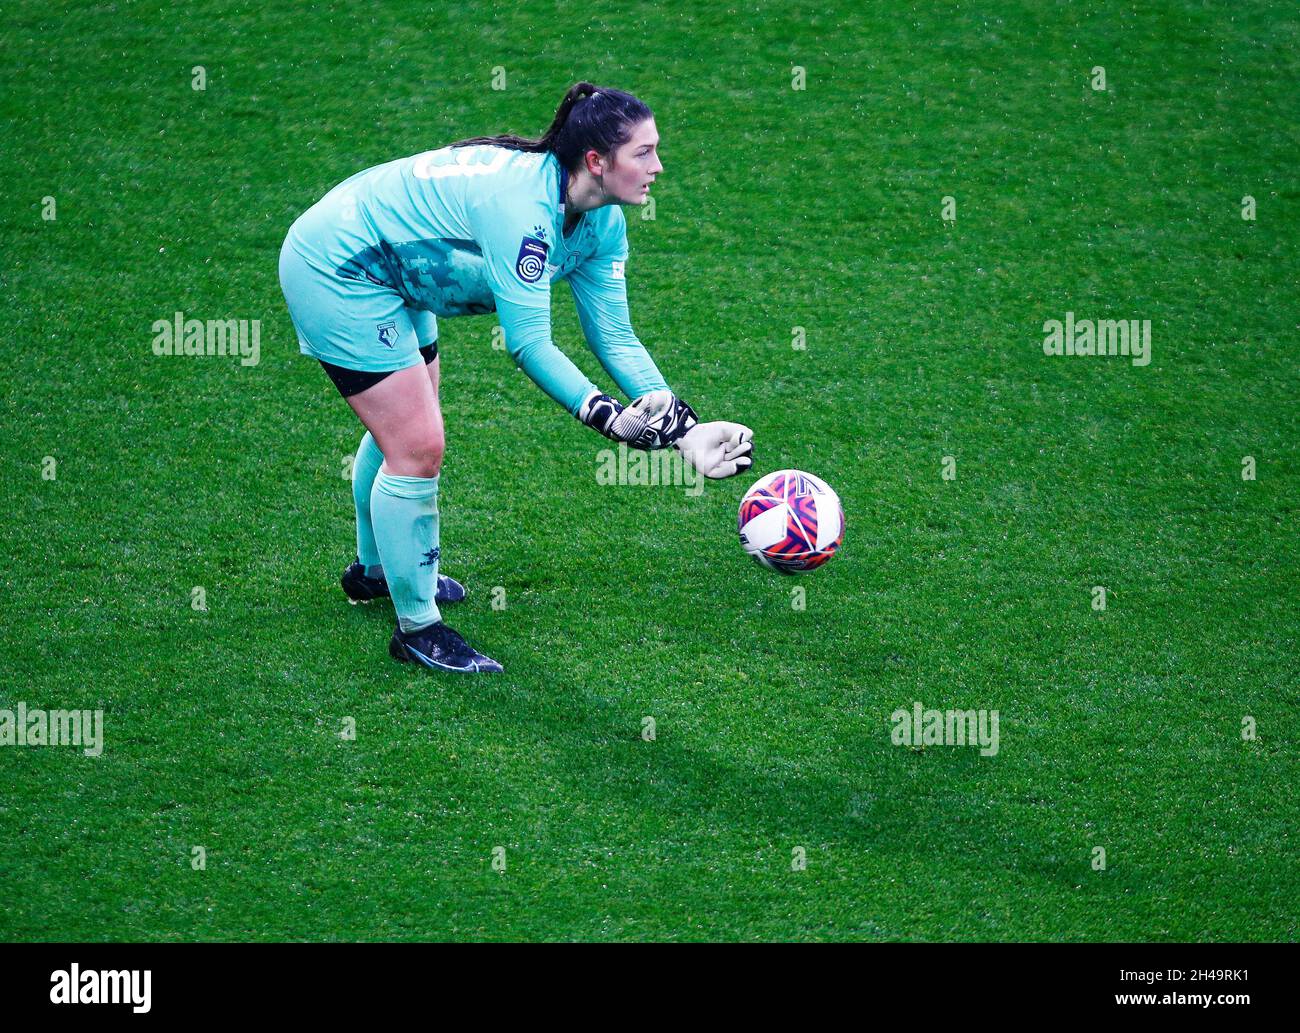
[50,964,151,1013]
[420,547,441,567]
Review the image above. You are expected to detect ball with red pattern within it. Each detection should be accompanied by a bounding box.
[737,469,844,573]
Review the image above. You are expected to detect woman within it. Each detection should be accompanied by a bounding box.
[279,82,754,674]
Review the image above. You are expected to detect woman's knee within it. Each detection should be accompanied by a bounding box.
[386,428,444,478]
[344,362,445,478]
[411,432,445,477]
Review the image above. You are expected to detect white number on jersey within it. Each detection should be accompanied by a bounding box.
[412,146,510,180]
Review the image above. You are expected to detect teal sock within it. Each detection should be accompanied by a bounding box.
[371,470,442,632]
[351,432,385,577]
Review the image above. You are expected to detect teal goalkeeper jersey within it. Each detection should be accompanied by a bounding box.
[285,144,669,414]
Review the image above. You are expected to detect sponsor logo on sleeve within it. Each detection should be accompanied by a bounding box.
[515,235,549,283]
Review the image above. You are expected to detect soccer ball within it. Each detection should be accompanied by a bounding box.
[737,469,845,573]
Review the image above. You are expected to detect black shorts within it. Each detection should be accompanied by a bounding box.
[320,341,438,398]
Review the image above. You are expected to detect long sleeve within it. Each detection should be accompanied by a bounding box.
[469,187,598,415]
[493,297,596,414]
[567,207,669,401]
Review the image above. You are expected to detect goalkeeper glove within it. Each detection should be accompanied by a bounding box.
[579,389,698,450]
[580,389,755,478]
[676,421,754,479]
[626,389,675,423]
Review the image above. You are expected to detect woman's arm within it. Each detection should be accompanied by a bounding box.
[469,188,674,447]
[470,191,600,415]
[566,206,670,401]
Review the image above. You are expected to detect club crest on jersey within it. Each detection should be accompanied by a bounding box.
[515,234,549,283]
[376,321,398,348]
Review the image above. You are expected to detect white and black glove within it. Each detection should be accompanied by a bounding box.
[579,389,698,451]
[676,421,754,479]
[626,389,676,423]
[580,388,755,478]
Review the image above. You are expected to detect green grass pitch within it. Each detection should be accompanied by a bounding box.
[1,0,1296,941]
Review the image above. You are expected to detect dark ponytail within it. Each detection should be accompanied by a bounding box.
[450,81,653,171]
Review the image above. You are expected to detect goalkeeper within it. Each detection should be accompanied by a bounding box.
[279,81,754,674]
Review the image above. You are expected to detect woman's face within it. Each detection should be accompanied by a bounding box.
[599,117,662,204]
